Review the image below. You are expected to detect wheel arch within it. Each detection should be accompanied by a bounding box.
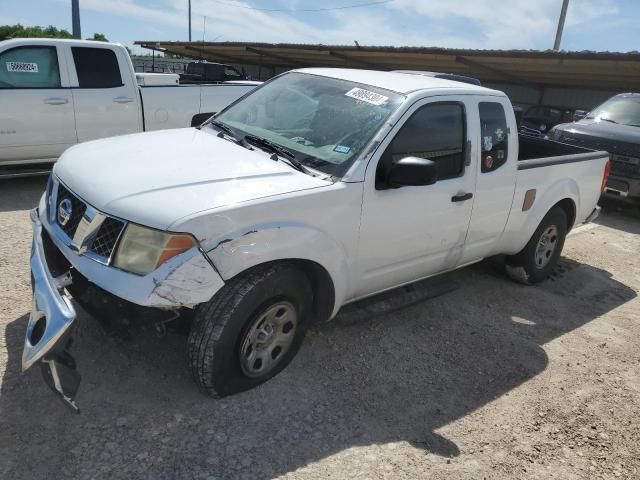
[204,224,349,319]
[226,259,336,324]
[555,197,576,231]
[500,177,580,256]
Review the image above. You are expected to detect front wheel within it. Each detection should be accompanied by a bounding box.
[188,263,313,397]
[505,207,567,285]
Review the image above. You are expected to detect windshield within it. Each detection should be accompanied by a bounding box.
[214,72,404,176]
[523,106,571,123]
[586,96,640,127]
[525,106,560,121]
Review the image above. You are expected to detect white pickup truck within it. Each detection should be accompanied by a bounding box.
[0,38,258,174]
[22,68,610,409]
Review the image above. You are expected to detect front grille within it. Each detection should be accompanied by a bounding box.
[52,181,127,263]
[606,178,629,193]
[611,161,640,178]
[611,154,640,178]
[56,184,87,238]
[90,217,125,258]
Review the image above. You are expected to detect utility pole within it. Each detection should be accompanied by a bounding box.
[188,0,192,41]
[553,0,570,51]
[71,0,81,39]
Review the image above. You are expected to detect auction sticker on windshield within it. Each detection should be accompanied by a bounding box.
[345,87,388,106]
[6,62,39,73]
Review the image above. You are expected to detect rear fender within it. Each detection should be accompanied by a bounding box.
[203,222,349,317]
[502,178,579,255]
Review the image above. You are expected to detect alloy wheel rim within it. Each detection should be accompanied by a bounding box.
[239,301,298,378]
[534,225,558,269]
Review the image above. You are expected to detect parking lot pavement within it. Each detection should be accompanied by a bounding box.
[1,177,638,480]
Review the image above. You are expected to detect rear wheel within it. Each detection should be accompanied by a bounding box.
[188,263,313,397]
[506,207,567,285]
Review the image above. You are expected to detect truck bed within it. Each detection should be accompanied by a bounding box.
[139,83,257,131]
[518,133,602,161]
[496,134,610,256]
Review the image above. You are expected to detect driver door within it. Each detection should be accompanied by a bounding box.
[0,44,76,164]
[353,97,478,298]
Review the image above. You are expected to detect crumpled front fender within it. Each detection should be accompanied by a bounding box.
[203,222,350,318]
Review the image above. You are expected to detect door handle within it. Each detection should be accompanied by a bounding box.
[43,97,69,105]
[113,96,134,104]
[451,192,473,202]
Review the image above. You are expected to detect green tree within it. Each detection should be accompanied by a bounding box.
[0,24,110,42]
[0,24,73,41]
[87,33,108,41]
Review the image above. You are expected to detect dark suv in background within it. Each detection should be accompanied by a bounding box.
[519,105,575,137]
[548,93,640,201]
[180,61,247,84]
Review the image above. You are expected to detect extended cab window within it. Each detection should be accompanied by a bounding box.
[72,47,122,88]
[378,102,465,186]
[479,102,508,173]
[0,46,60,89]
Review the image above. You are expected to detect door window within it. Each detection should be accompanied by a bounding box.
[72,47,122,88]
[0,46,61,88]
[378,102,465,187]
[479,102,508,173]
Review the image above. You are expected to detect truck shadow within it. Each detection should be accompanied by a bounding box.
[0,176,48,213]
[1,256,635,479]
[597,197,640,233]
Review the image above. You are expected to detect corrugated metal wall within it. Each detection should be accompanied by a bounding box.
[540,88,617,110]
[133,55,623,112]
[487,82,619,110]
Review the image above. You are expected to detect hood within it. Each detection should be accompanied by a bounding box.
[554,119,640,154]
[55,128,331,231]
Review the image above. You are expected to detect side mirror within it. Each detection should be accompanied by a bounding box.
[387,157,438,188]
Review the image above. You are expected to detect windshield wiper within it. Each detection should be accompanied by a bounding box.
[243,135,312,175]
[208,119,247,147]
[280,156,313,175]
[600,118,619,124]
[244,134,295,158]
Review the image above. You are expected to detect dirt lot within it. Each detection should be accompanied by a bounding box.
[0,177,639,480]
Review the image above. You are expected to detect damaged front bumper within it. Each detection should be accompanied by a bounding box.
[22,183,227,411]
[23,208,80,412]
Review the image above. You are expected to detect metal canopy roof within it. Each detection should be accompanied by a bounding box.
[134,41,640,91]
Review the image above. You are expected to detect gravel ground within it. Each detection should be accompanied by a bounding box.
[1,177,639,480]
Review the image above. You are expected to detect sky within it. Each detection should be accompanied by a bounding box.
[2,0,640,55]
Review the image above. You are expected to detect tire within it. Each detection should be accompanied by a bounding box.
[505,207,567,285]
[188,263,313,397]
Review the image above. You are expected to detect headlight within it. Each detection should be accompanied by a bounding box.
[112,224,197,275]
